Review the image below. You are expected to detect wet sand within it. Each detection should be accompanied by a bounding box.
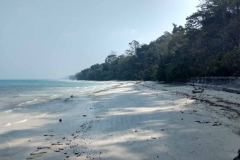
[1,81,240,160]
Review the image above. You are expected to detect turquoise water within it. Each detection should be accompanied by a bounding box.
[0,79,117,146]
[0,79,116,128]
[0,79,113,110]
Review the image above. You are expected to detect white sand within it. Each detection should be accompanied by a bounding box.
[1,81,240,160]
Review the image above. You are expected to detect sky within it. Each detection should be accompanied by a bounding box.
[0,0,200,79]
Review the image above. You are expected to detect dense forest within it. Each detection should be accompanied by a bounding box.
[74,0,240,82]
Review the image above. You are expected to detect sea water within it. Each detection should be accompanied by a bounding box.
[0,80,115,128]
[0,80,117,159]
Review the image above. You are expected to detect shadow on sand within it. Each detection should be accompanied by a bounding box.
[0,83,238,160]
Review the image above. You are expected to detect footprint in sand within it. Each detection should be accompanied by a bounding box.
[26,151,47,159]
[44,134,54,136]
[37,146,51,149]
[51,142,63,145]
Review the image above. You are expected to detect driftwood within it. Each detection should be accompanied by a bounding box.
[135,81,142,84]
[222,88,240,94]
[176,91,240,116]
[190,76,238,84]
[192,88,204,93]
[190,83,204,93]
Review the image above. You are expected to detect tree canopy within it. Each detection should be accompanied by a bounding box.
[75,0,240,82]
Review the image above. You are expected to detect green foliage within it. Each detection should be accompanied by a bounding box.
[75,0,240,82]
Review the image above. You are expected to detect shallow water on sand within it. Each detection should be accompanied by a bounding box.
[0,80,115,129]
[0,80,118,159]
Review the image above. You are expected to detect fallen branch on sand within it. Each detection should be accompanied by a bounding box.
[190,83,204,93]
[176,91,240,116]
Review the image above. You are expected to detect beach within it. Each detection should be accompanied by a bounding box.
[0,81,240,160]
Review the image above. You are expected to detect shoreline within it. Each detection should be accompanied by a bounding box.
[0,81,240,160]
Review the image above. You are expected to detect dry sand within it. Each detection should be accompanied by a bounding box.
[1,81,240,160]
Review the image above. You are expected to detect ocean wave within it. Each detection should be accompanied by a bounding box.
[4,110,12,113]
[12,107,22,111]
[4,123,11,126]
[15,119,27,123]
[50,94,60,98]
[3,107,22,112]
[17,99,38,106]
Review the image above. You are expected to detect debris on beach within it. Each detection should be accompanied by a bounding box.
[43,134,54,136]
[195,120,210,124]
[22,81,240,160]
[51,142,63,145]
[190,83,204,93]
[233,148,240,160]
[37,146,51,149]
[212,122,222,126]
[64,98,71,102]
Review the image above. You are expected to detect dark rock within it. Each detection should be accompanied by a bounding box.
[70,95,73,98]
[190,84,204,93]
[192,89,204,93]
[59,119,62,122]
[195,120,210,124]
[212,122,222,126]
[233,149,240,160]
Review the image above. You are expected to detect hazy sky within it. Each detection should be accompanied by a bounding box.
[0,0,200,79]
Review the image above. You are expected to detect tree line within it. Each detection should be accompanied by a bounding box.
[75,0,240,82]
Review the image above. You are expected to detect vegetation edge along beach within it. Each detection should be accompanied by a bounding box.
[73,0,240,82]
